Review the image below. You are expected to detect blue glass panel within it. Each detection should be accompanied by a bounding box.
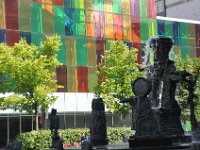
[64,7,75,36]
[20,31,31,44]
[0,29,6,43]
[157,19,164,36]
[173,22,181,45]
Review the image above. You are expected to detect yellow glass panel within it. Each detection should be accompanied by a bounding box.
[66,36,77,66]
[122,0,130,15]
[0,0,5,29]
[67,66,78,92]
[87,38,96,66]
[88,66,97,92]
[105,13,113,39]
[104,0,112,13]
[123,15,132,41]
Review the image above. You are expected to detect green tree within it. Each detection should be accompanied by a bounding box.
[95,40,142,118]
[175,51,200,131]
[0,36,62,130]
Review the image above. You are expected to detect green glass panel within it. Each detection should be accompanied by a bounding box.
[180,23,188,59]
[31,2,43,33]
[74,0,84,9]
[164,20,173,38]
[42,4,54,34]
[66,36,76,66]
[54,5,65,35]
[139,0,148,17]
[76,37,87,66]
[31,33,43,46]
[64,0,74,8]
[180,22,188,39]
[94,0,104,11]
[57,36,66,65]
[106,39,112,51]
[113,0,122,14]
[186,121,191,131]
[88,67,97,92]
[148,18,157,37]
[18,0,31,31]
[74,9,85,36]
[140,18,149,43]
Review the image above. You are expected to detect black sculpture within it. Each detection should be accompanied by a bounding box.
[132,77,160,138]
[90,98,108,146]
[50,108,59,134]
[49,108,63,149]
[127,36,196,149]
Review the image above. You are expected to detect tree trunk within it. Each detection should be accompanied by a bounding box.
[35,103,39,131]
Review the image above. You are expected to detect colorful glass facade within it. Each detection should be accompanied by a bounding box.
[0,0,199,92]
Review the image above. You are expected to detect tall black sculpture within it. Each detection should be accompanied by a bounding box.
[49,108,63,150]
[90,98,108,146]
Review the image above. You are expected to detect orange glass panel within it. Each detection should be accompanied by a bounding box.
[77,66,88,92]
[114,14,123,40]
[86,23,95,37]
[53,0,64,6]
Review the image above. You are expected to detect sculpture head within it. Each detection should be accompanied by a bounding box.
[148,36,173,64]
[51,108,57,116]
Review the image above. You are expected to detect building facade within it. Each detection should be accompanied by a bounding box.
[0,0,199,148]
[156,0,200,21]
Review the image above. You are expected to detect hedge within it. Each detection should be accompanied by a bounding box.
[15,128,133,150]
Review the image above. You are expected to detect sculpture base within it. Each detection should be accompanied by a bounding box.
[128,136,191,149]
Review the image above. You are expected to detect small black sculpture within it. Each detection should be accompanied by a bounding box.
[90,98,108,146]
[49,108,63,149]
[132,77,160,138]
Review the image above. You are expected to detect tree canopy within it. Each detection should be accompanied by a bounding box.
[0,35,62,130]
[175,51,200,130]
[95,40,142,114]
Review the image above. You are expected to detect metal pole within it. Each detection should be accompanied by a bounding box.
[7,114,9,145]
[63,92,66,129]
[163,0,166,17]
[19,113,22,134]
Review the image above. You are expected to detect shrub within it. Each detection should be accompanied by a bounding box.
[16,128,133,149]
